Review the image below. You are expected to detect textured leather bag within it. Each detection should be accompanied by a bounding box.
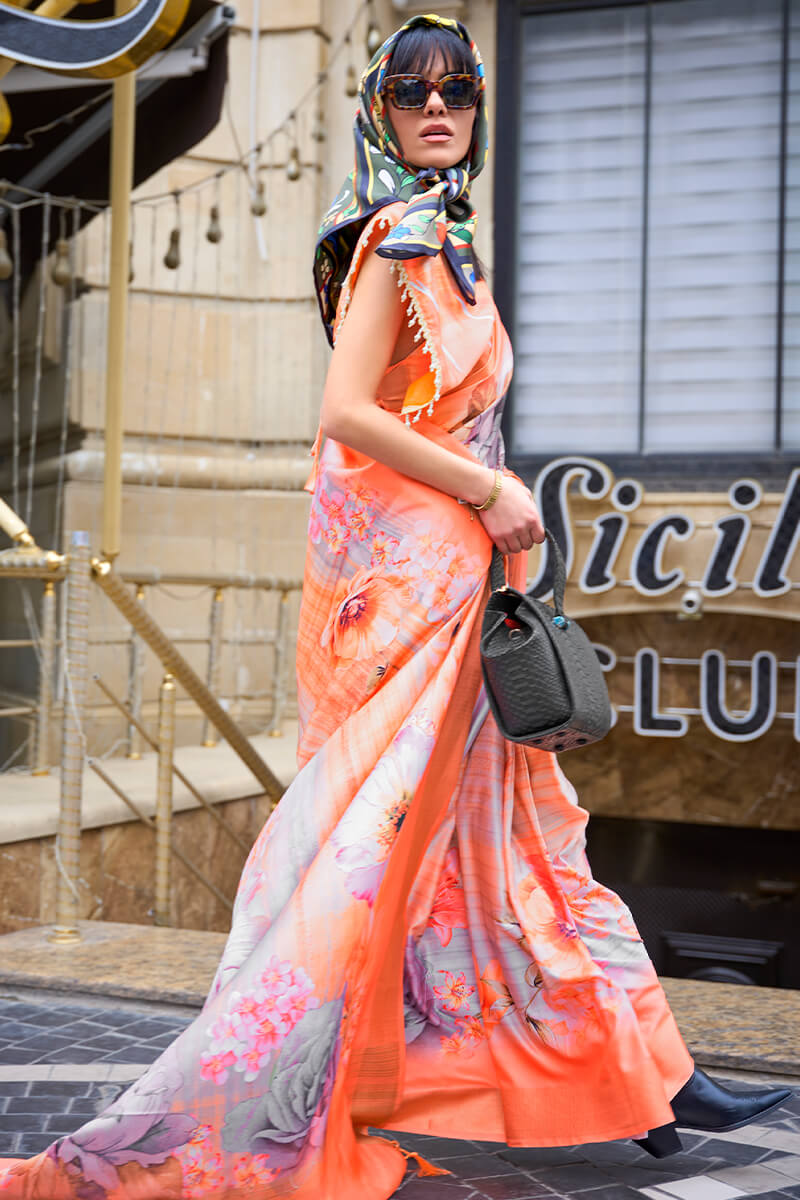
[480,530,613,751]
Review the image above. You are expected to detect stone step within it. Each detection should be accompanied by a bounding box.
[0,919,797,1083]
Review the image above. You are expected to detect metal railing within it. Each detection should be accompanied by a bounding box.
[0,499,301,940]
[0,554,302,774]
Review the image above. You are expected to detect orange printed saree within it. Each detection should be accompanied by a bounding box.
[0,201,694,1200]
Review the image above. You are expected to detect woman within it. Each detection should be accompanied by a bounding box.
[0,13,789,1200]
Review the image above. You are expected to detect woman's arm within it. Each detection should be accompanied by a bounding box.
[320,244,544,553]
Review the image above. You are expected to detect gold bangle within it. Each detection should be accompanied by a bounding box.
[472,469,503,512]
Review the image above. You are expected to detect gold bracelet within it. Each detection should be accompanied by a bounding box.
[472,469,503,512]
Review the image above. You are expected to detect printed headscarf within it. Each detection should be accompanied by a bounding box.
[313,12,489,346]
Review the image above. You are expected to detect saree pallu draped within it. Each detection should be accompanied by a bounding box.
[0,205,693,1200]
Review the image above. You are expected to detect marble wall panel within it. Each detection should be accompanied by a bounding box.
[0,839,42,932]
[562,612,800,830]
[99,821,160,925]
[38,829,106,928]
[0,795,270,936]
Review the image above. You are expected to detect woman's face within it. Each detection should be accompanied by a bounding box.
[385,50,477,171]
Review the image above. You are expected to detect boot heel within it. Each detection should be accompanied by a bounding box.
[632,1121,682,1159]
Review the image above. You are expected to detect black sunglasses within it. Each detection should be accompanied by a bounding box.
[381,73,480,110]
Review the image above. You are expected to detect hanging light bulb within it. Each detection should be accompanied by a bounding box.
[164,228,180,270]
[365,0,381,56]
[287,145,302,182]
[366,20,381,56]
[344,34,358,97]
[164,192,181,269]
[250,178,267,216]
[311,108,326,143]
[0,227,13,280]
[50,238,72,288]
[206,204,223,243]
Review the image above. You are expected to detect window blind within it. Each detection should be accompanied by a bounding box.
[783,0,800,448]
[645,0,783,452]
[513,0,796,457]
[516,7,646,455]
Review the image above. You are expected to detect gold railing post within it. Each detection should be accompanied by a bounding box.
[126,583,145,758]
[33,579,57,775]
[90,560,284,803]
[202,587,224,747]
[154,672,176,926]
[102,6,136,563]
[269,590,290,736]
[48,532,90,945]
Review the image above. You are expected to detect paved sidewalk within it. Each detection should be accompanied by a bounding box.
[1,991,799,1198]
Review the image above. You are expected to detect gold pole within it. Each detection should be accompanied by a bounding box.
[49,532,91,945]
[33,580,57,775]
[102,4,137,563]
[91,558,284,803]
[126,583,145,757]
[93,673,250,852]
[87,758,234,910]
[202,587,224,747]
[154,672,175,926]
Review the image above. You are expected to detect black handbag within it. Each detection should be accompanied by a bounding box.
[479,530,613,751]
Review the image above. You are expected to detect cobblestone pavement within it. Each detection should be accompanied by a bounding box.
[1,991,799,1199]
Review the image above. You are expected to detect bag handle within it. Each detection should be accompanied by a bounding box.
[489,529,567,616]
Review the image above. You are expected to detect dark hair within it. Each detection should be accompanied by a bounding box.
[386,24,478,79]
[386,25,486,282]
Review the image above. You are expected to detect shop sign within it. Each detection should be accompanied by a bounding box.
[528,459,799,743]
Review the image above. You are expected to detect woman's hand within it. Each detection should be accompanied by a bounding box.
[476,474,545,555]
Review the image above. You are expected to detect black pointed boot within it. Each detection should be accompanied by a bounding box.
[632,1121,683,1159]
[670,1066,792,1133]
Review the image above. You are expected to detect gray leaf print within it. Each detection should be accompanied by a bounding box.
[221,992,344,1168]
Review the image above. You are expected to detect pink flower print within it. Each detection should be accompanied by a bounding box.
[427,852,468,947]
[439,1031,467,1055]
[280,981,319,1025]
[370,530,400,568]
[411,520,441,564]
[199,1049,236,1086]
[519,874,586,979]
[186,1124,213,1148]
[425,576,458,622]
[433,970,475,1013]
[182,1146,225,1198]
[260,956,294,993]
[334,841,386,905]
[234,1042,273,1083]
[232,990,261,1026]
[252,1011,285,1048]
[323,522,351,555]
[347,504,374,542]
[320,567,402,662]
[319,486,346,518]
[348,483,374,508]
[234,1154,278,1186]
[207,1010,246,1055]
[458,1014,487,1045]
